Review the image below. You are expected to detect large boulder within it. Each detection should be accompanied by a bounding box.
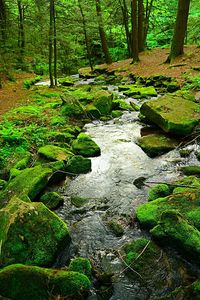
[0,198,70,267]
[137,133,177,157]
[71,133,101,157]
[65,155,92,174]
[38,145,73,162]
[140,95,200,135]
[93,90,113,115]
[119,85,157,98]
[0,264,90,300]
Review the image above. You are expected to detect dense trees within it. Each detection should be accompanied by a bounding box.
[0,0,199,77]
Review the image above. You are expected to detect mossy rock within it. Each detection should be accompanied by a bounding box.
[40,192,64,210]
[93,90,113,115]
[119,85,157,98]
[137,133,177,157]
[58,76,75,86]
[71,133,101,157]
[148,184,171,201]
[69,257,92,277]
[151,210,200,261]
[180,166,200,176]
[38,145,73,162]
[65,155,91,174]
[112,99,134,111]
[71,196,89,207]
[78,67,96,78]
[0,264,90,300]
[61,94,85,118]
[166,81,180,93]
[12,152,32,170]
[9,168,22,180]
[111,110,123,118]
[46,131,75,143]
[0,198,70,267]
[140,95,200,136]
[136,190,200,230]
[85,104,101,119]
[173,176,200,194]
[108,220,124,237]
[0,165,54,207]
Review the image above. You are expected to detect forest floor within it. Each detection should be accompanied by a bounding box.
[97,45,200,85]
[0,46,200,117]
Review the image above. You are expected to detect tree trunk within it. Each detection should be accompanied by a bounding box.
[95,0,112,64]
[131,0,139,63]
[53,0,57,86]
[119,0,131,57]
[0,0,6,43]
[17,0,25,60]
[166,0,191,63]
[143,0,153,48]
[49,0,54,87]
[138,0,144,52]
[78,0,93,71]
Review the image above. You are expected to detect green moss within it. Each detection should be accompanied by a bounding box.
[72,133,101,157]
[0,264,90,300]
[151,210,200,260]
[173,176,200,193]
[93,90,113,115]
[119,85,157,98]
[148,184,171,201]
[108,220,124,237]
[38,145,73,161]
[137,134,177,157]
[65,155,91,174]
[0,198,70,267]
[69,257,92,277]
[111,110,123,118]
[40,192,64,210]
[61,93,85,118]
[112,99,134,111]
[12,152,32,170]
[140,95,200,135]
[58,76,75,86]
[9,168,22,180]
[0,164,54,207]
[85,104,101,119]
[46,131,75,143]
[71,196,89,207]
[180,166,200,176]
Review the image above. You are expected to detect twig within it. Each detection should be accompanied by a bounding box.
[134,241,150,262]
[117,250,143,279]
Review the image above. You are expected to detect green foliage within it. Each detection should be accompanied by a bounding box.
[184,75,200,90]
[23,76,42,89]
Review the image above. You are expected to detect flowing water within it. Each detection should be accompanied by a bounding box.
[42,77,200,299]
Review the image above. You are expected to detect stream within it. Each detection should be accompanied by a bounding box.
[51,78,200,299]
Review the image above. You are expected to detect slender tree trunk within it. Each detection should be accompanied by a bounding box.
[166,0,191,63]
[138,0,144,52]
[53,0,57,86]
[49,0,54,87]
[78,0,93,71]
[17,0,25,62]
[0,0,6,43]
[119,0,131,57]
[95,0,112,64]
[143,0,153,48]
[131,0,139,63]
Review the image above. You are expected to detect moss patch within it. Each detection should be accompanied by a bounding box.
[69,257,92,277]
[65,155,92,174]
[40,192,64,210]
[72,133,101,157]
[148,184,171,201]
[0,264,90,300]
[38,145,73,162]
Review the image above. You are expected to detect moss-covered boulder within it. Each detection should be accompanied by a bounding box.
[112,99,134,111]
[61,94,85,118]
[12,152,32,170]
[140,95,200,135]
[180,166,200,176]
[151,210,200,260]
[85,104,101,119]
[0,198,70,267]
[38,145,73,162]
[69,257,92,277]
[79,67,96,78]
[40,192,64,210]
[72,133,101,157]
[65,155,91,174]
[119,85,157,98]
[148,184,171,201]
[58,76,75,86]
[93,90,113,115]
[136,190,200,230]
[137,133,177,157]
[111,110,123,118]
[0,264,90,300]
[0,165,54,207]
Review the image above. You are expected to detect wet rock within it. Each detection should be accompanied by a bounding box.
[71,196,89,207]
[0,197,70,267]
[151,210,200,261]
[72,133,101,157]
[93,90,113,115]
[69,257,92,277]
[0,264,90,300]
[107,220,124,237]
[140,95,200,135]
[137,133,177,157]
[66,155,91,174]
[40,192,64,210]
